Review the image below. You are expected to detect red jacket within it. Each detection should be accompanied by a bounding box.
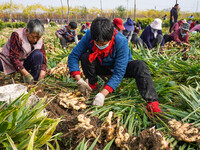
[169,28,189,44]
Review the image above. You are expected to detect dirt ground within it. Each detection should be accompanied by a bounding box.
[0,73,172,150]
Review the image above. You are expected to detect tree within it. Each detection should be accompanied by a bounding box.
[117,5,126,18]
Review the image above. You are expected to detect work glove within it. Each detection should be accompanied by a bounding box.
[77,78,92,96]
[92,93,105,106]
[147,101,161,113]
[23,74,34,84]
[58,35,63,39]
[172,19,174,23]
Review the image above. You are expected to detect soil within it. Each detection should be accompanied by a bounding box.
[0,73,171,150]
[46,99,119,150]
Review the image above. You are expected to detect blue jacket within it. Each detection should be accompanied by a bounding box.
[140,25,165,49]
[68,30,133,91]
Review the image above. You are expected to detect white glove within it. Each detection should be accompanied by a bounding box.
[77,78,92,95]
[92,93,105,106]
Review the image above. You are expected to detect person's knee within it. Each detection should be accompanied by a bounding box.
[32,50,43,63]
[157,34,163,40]
[135,60,147,69]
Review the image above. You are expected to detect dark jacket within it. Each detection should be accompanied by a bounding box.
[68,30,133,91]
[140,25,165,49]
[170,7,178,23]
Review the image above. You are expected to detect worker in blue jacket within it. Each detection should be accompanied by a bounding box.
[68,17,162,113]
[134,18,165,49]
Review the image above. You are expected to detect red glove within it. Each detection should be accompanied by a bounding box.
[147,101,161,113]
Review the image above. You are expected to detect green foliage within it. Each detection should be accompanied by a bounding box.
[2,22,27,29]
[136,18,154,28]
[0,20,4,31]
[117,5,126,18]
[50,21,57,27]
[0,89,60,149]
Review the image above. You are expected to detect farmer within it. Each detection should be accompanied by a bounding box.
[68,17,162,113]
[171,20,184,32]
[0,19,47,84]
[122,18,134,43]
[80,22,90,34]
[55,21,79,49]
[133,18,164,49]
[190,24,200,33]
[169,4,179,33]
[164,23,190,45]
[113,18,125,33]
[190,21,199,30]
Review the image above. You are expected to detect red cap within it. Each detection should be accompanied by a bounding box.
[113,18,125,30]
[86,22,90,27]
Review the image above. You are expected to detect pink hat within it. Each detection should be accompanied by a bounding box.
[113,18,125,30]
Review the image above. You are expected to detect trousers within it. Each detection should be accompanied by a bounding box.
[134,34,163,49]
[80,52,159,102]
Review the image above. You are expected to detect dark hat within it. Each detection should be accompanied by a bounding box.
[124,18,134,31]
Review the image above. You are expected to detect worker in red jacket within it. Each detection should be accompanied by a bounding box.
[164,23,190,45]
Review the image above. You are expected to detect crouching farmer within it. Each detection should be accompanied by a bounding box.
[68,17,162,113]
[0,19,47,84]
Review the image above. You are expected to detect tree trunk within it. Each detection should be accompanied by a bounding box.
[134,0,136,20]
[60,0,64,24]
[67,0,70,23]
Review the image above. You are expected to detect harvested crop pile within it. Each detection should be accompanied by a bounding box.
[130,126,170,150]
[168,119,200,143]
[52,110,171,150]
[57,91,87,110]
[48,61,69,79]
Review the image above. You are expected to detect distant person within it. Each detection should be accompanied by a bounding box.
[190,21,199,30]
[113,18,125,32]
[80,22,90,34]
[131,22,140,43]
[170,4,179,33]
[134,18,164,49]
[55,22,79,49]
[0,19,47,84]
[189,24,200,33]
[171,20,184,32]
[122,18,134,43]
[164,23,190,45]
[163,14,167,20]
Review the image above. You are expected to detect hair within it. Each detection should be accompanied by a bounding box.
[69,22,77,29]
[175,4,179,7]
[90,17,114,42]
[27,19,45,36]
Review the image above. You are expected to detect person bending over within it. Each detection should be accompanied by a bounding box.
[0,19,47,84]
[68,17,162,113]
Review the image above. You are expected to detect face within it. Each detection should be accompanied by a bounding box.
[68,25,76,32]
[94,41,110,47]
[175,5,179,10]
[25,29,41,45]
[182,29,188,34]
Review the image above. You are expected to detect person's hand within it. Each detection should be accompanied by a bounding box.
[172,19,174,23]
[38,70,46,80]
[24,73,34,84]
[92,93,105,106]
[77,78,92,95]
